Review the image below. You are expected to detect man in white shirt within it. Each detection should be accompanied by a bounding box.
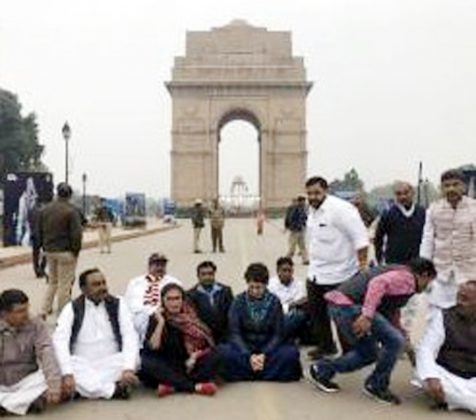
[305,176,370,359]
[53,268,139,400]
[420,169,476,310]
[124,253,181,342]
[268,257,308,341]
[415,281,476,413]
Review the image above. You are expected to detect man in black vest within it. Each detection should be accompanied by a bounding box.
[187,261,233,343]
[309,258,436,405]
[416,280,476,413]
[53,269,139,400]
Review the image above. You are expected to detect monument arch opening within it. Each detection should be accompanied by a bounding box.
[218,113,260,212]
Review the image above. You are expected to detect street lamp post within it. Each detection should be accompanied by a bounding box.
[62,122,71,184]
[82,173,87,215]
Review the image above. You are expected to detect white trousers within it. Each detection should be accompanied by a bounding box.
[427,279,458,313]
[414,365,476,413]
[0,370,47,415]
[71,353,124,399]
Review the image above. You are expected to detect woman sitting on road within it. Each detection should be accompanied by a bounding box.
[220,263,302,382]
[139,283,222,397]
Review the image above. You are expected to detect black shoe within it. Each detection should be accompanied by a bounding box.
[28,396,46,414]
[430,402,448,411]
[307,347,338,361]
[113,383,131,400]
[363,383,401,405]
[309,365,341,393]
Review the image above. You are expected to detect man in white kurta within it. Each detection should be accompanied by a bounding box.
[54,269,139,400]
[124,253,181,342]
[420,169,476,309]
[415,281,476,413]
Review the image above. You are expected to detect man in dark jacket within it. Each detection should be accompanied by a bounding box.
[191,199,206,253]
[374,182,426,265]
[285,195,309,265]
[38,183,83,319]
[187,261,233,343]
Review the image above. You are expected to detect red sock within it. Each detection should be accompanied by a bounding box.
[157,384,175,398]
[195,382,217,396]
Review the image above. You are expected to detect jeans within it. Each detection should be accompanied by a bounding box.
[315,304,405,390]
[283,308,308,341]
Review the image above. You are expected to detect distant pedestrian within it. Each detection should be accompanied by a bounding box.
[94,198,115,254]
[191,199,206,253]
[285,194,309,264]
[256,206,265,235]
[209,199,225,253]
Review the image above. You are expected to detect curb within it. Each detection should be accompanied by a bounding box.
[0,224,180,271]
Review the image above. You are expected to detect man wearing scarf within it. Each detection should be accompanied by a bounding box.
[124,253,181,342]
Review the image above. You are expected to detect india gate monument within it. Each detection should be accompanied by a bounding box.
[166,20,313,209]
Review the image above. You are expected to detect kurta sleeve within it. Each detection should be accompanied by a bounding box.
[35,319,62,393]
[419,207,435,260]
[118,298,140,371]
[416,309,446,381]
[52,303,75,376]
[262,300,284,356]
[228,299,251,355]
[124,279,154,342]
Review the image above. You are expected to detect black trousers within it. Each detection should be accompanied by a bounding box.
[31,239,46,278]
[139,349,222,393]
[306,280,350,353]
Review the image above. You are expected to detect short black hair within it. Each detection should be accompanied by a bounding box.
[197,260,217,275]
[407,257,437,278]
[0,289,29,313]
[160,283,185,300]
[441,169,465,184]
[305,176,328,190]
[57,183,73,199]
[244,262,269,285]
[78,268,101,289]
[277,256,294,269]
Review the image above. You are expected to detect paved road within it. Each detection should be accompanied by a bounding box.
[0,220,470,419]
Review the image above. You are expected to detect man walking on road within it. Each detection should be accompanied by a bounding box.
[191,199,206,253]
[209,199,225,253]
[285,194,309,265]
[38,183,82,319]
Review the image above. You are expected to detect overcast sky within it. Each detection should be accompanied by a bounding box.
[1,0,475,198]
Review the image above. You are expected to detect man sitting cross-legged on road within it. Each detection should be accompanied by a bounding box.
[415,280,476,413]
[0,289,62,416]
[187,261,234,344]
[310,258,436,405]
[53,269,140,401]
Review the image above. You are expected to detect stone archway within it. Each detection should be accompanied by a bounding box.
[166,20,312,208]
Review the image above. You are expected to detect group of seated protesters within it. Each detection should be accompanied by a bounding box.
[1,253,476,415]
